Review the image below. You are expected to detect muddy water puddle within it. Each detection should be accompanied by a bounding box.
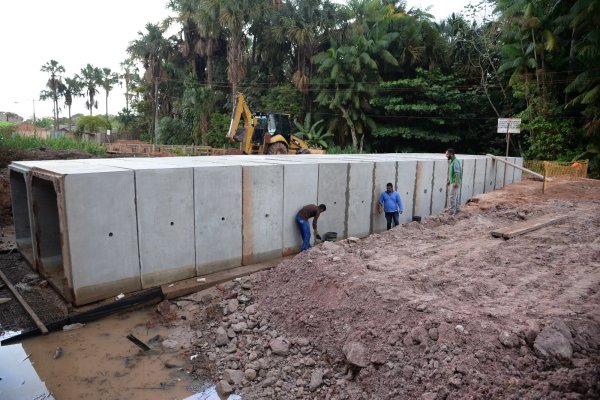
[21,306,208,400]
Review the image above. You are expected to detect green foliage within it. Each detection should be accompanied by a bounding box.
[326,145,359,154]
[260,85,303,117]
[207,112,232,149]
[0,121,16,136]
[294,113,333,149]
[0,133,106,155]
[35,117,53,129]
[178,82,216,145]
[76,115,110,134]
[370,68,497,153]
[157,116,189,144]
[518,104,583,161]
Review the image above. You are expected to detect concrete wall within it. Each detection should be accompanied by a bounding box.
[347,162,374,238]
[460,158,475,205]
[282,162,318,255]
[242,163,284,265]
[317,162,348,239]
[514,157,523,181]
[193,164,243,274]
[63,169,140,305]
[396,160,417,224]
[473,158,487,197]
[484,157,497,193]
[432,160,449,213]
[495,157,506,189]
[9,153,524,305]
[413,160,434,218]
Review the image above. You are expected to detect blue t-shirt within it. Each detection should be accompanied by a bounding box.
[379,190,403,213]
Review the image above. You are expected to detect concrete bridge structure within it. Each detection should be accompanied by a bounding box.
[9,154,522,305]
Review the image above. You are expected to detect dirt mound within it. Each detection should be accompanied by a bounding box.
[188,178,600,399]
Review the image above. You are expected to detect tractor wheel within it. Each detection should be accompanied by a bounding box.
[267,142,288,154]
[296,147,311,154]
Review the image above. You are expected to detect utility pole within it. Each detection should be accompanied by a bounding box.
[32,99,36,124]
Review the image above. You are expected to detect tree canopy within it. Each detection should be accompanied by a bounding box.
[36,0,600,176]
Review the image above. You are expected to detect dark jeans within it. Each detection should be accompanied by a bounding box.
[385,211,400,230]
[295,215,311,251]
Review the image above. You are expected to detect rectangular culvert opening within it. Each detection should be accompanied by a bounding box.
[9,169,33,263]
[31,176,65,287]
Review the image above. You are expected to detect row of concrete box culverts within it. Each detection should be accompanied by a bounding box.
[9,154,523,306]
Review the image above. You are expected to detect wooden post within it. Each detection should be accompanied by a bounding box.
[0,269,48,334]
[542,161,548,194]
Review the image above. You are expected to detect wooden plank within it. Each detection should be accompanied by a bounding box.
[486,154,544,180]
[162,258,284,300]
[491,214,568,239]
[0,268,49,334]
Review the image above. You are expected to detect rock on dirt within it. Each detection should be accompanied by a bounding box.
[534,320,574,362]
[342,341,369,368]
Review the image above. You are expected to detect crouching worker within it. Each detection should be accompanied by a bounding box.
[295,204,327,251]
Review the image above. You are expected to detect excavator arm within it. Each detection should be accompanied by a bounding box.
[227,93,255,154]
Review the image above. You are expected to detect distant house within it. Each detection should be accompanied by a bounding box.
[14,123,50,139]
[53,125,77,139]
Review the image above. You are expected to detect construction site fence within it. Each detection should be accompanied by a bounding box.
[523,159,589,179]
[103,142,238,156]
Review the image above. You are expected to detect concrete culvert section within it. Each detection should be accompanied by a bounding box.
[31,175,63,282]
[9,154,522,305]
[9,167,33,266]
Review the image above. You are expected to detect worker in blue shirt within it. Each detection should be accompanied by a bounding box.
[377,182,404,230]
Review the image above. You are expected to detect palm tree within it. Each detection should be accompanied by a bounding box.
[128,23,172,143]
[39,60,66,133]
[63,76,83,132]
[79,64,102,116]
[120,58,139,113]
[562,0,600,135]
[314,33,399,151]
[271,0,341,110]
[100,68,120,123]
[200,0,260,103]
[195,0,223,88]
[495,0,559,103]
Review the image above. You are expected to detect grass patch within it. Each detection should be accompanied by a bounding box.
[0,134,106,155]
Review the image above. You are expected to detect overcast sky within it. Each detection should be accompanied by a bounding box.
[0,0,474,121]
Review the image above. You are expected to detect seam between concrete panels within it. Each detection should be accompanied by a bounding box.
[132,171,142,283]
[472,159,477,198]
[412,161,419,218]
[344,163,350,239]
[429,162,435,216]
[191,168,197,272]
[482,158,488,193]
[370,162,376,234]
[282,165,285,249]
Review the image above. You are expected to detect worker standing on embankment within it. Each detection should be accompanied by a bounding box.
[446,148,462,215]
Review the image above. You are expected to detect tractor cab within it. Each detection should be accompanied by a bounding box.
[252,113,293,145]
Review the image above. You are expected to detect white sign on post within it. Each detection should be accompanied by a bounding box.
[497,118,521,134]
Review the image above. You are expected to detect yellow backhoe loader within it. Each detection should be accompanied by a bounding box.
[226,93,311,155]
